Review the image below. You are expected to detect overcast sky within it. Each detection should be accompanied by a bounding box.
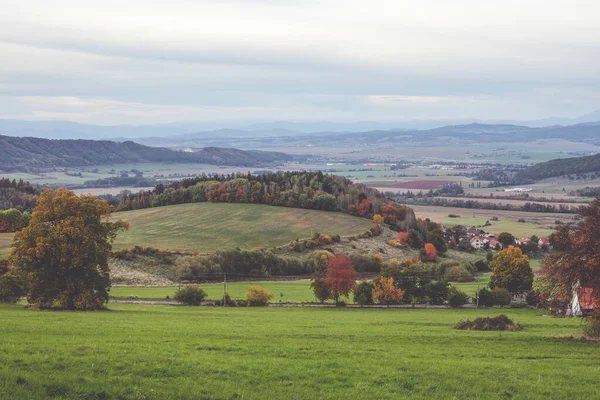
[1,0,599,125]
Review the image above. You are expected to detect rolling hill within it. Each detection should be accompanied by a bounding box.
[112,202,374,253]
[0,135,295,172]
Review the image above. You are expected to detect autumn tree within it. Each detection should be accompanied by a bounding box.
[372,214,384,224]
[539,199,600,313]
[372,276,404,305]
[427,230,448,254]
[397,231,408,246]
[325,254,357,304]
[489,246,533,296]
[424,243,437,262]
[10,189,128,310]
[497,232,515,248]
[311,271,331,303]
[357,199,373,218]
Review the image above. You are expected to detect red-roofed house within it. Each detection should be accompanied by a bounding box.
[538,237,552,250]
[569,285,597,316]
[487,238,503,250]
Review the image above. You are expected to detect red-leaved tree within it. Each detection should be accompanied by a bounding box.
[357,199,372,218]
[540,199,600,313]
[424,243,437,262]
[325,254,357,304]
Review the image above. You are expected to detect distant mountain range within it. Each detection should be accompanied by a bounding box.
[129,121,600,150]
[1,109,600,140]
[0,135,296,172]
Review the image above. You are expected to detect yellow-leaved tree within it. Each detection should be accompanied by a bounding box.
[489,246,533,296]
[10,189,128,310]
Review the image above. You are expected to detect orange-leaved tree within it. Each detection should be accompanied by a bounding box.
[424,243,437,262]
[10,189,128,310]
[372,214,385,224]
[325,254,357,304]
[372,276,404,305]
[397,231,408,246]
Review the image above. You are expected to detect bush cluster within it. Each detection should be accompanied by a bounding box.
[174,286,207,305]
[454,314,522,331]
[113,246,176,265]
[448,287,470,308]
[475,287,512,307]
[247,286,273,306]
[288,232,341,252]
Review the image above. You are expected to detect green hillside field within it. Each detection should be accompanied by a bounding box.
[112,203,374,253]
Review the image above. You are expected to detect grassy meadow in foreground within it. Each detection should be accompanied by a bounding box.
[112,203,373,253]
[0,305,596,400]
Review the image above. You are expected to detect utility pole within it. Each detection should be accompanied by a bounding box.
[476,284,480,308]
[223,272,227,307]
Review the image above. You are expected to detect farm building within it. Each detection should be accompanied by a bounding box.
[538,237,552,250]
[516,238,531,246]
[568,285,597,316]
[470,236,486,250]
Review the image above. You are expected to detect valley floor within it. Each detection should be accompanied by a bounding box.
[0,305,597,400]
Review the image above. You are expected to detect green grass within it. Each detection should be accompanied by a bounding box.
[0,304,595,399]
[111,280,315,302]
[453,273,491,296]
[441,217,554,238]
[0,232,13,260]
[112,203,373,253]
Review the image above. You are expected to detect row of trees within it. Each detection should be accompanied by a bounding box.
[0,208,31,232]
[0,178,41,212]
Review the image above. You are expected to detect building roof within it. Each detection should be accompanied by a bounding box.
[577,287,597,310]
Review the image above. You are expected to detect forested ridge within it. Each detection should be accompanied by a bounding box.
[0,135,295,171]
[513,153,600,183]
[113,171,417,231]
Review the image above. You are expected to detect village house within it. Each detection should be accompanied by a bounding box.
[568,285,597,316]
[516,238,531,246]
[470,236,486,250]
[538,237,552,250]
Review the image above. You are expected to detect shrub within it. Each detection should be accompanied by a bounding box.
[0,274,24,304]
[476,287,495,307]
[474,259,489,272]
[448,287,469,308]
[247,286,273,306]
[525,290,539,306]
[454,314,522,331]
[491,288,512,306]
[445,266,473,282]
[582,313,600,338]
[222,293,236,306]
[174,286,207,306]
[353,281,374,305]
[424,281,450,305]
